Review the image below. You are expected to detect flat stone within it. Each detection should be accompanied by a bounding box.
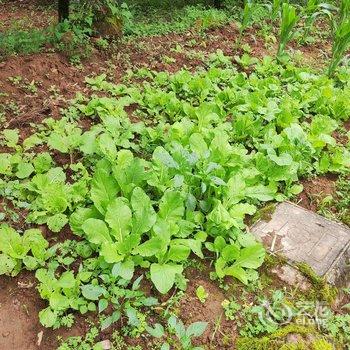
[251,202,350,286]
[100,340,111,350]
[271,265,312,291]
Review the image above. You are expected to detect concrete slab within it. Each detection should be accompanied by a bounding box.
[251,202,350,286]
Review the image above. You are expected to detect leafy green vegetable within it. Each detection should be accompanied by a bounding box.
[0,225,48,275]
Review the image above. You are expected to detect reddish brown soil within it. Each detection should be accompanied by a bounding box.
[181,268,237,348]
[296,174,337,211]
[0,0,55,31]
[0,272,93,350]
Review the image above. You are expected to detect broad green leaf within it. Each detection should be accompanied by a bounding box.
[172,238,203,258]
[132,237,164,257]
[224,265,248,284]
[0,254,17,275]
[81,284,105,301]
[0,154,12,174]
[213,236,226,252]
[146,323,165,338]
[39,307,57,328]
[98,133,117,160]
[49,292,70,311]
[41,184,68,214]
[161,343,170,350]
[33,153,53,173]
[189,133,208,157]
[112,260,134,280]
[115,232,142,255]
[105,198,132,242]
[207,201,235,230]
[221,244,240,262]
[98,299,108,313]
[91,166,118,215]
[150,263,183,294]
[245,185,276,201]
[268,152,293,166]
[0,225,27,259]
[22,256,39,270]
[215,257,227,278]
[100,242,124,263]
[100,310,121,331]
[234,244,265,269]
[47,213,68,233]
[58,271,76,289]
[113,150,148,196]
[82,218,112,245]
[131,187,156,235]
[237,232,258,247]
[23,134,42,150]
[3,129,19,147]
[159,191,184,221]
[22,228,48,260]
[69,207,100,235]
[16,162,34,179]
[226,176,246,206]
[186,321,208,337]
[167,244,191,262]
[153,146,179,169]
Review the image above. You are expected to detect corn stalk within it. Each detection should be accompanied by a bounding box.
[277,3,299,59]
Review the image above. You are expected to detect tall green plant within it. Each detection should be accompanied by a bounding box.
[328,18,350,76]
[236,0,254,46]
[301,0,335,43]
[277,3,299,59]
[268,0,283,21]
[339,0,350,22]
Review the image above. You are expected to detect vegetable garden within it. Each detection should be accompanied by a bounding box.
[0,0,350,349]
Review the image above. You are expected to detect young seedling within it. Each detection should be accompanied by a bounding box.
[196,285,208,303]
[146,315,208,350]
[277,3,299,60]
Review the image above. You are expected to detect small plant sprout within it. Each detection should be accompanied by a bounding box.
[196,285,208,303]
[277,3,299,60]
[146,316,208,350]
[328,2,350,76]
